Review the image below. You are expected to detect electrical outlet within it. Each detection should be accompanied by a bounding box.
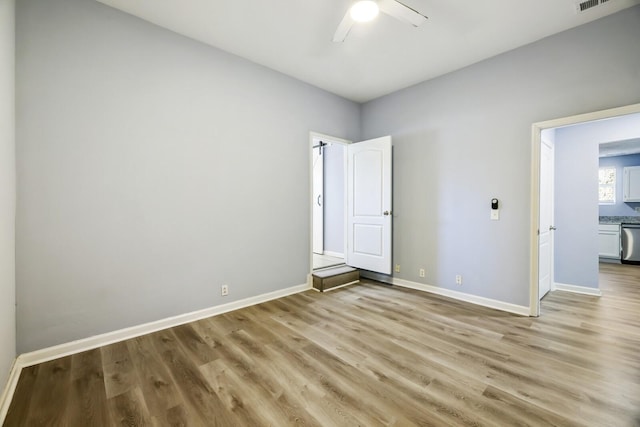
[419,268,425,277]
[455,275,462,285]
[395,264,401,273]
[221,284,229,296]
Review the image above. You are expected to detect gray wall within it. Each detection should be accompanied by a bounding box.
[16,0,360,353]
[554,125,599,288]
[13,0,640,354]
[323,143,345,255]
[361,6,640,305]
[553,114,640,289]
[0,0,16,386]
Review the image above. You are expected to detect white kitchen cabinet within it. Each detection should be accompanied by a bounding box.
[623,166,640,202]
[599,224,621,259]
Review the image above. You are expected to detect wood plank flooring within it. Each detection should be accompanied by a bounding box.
[4,263,640,426]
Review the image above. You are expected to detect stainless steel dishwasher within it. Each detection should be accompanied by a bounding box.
[621,223,640,265]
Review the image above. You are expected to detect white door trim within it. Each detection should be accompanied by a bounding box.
[312,138,324,255]
[538,136,554,300]
[529,102,640,316]
[309,132,351,272]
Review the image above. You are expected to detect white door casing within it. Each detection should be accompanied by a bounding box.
[538,137,554,299]
[530,103,640,316]
[346,136,392,274]
[312,140,324,255]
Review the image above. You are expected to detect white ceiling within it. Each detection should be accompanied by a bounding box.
[95,0,640,103]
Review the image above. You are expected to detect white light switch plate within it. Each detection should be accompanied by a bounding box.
[491,210,499,220]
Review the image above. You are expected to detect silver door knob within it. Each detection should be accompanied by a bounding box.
[383,211,391,216]
[549,226,557,231]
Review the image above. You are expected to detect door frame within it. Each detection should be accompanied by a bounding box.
[529,102,640,316]
[312,137,324,255]
[309,132,351,274]
[538,135,554,300]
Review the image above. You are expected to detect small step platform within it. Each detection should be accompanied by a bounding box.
[312,265,359,292]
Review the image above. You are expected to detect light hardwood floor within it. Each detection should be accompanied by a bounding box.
[4,263,640,426]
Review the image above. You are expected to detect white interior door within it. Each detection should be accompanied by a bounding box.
[312,141,324,255]
[346,136,392,274]
[539,137,554,299]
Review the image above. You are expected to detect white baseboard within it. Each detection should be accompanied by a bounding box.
[1,281,311,424]
[1,274,530,423]
[16,282,311,370]
[0,359,23,425]
[360,271,531,316]
[0,282,311,424]
[323,251,344,258]
[554,282,602,296]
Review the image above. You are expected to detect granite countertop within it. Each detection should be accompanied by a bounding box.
[599,216,640,224]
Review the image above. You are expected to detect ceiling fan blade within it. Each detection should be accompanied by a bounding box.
[378,0,428,27]
[333,11,355,42]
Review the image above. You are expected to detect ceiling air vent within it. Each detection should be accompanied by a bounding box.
[576,0,610,12]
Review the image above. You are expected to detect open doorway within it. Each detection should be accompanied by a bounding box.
[530,103,640,316]
[311,133,349,271]
[309,132,394,275]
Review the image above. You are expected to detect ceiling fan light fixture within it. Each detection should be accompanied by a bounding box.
[350,0,379,22]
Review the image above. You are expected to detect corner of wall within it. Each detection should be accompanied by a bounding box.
[0,0,17,403]
[357,100,366,141]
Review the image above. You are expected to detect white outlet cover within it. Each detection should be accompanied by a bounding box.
[491,210,499,220]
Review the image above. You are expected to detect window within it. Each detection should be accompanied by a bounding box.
[599,167,616,204]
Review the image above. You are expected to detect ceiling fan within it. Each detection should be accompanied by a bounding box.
[333,0,428,42]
